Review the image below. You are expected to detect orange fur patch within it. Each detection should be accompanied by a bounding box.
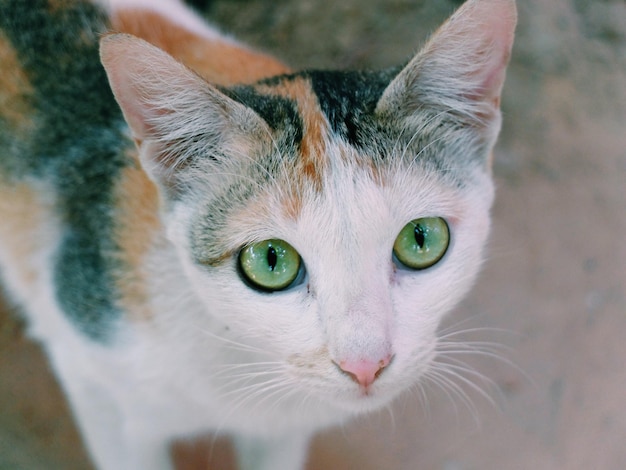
[281,192,304,221]
[256,78,330,219]
[0,180,49,287]
[112,158,162,321]
[260,78,328,185]
[110,9,290,86]
[297,93,328,190]
[0,32,34,132]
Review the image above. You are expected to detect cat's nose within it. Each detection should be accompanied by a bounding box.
[335,355,393,388]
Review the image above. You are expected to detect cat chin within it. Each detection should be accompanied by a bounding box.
[322,384,408,415]
[319,398,399,423]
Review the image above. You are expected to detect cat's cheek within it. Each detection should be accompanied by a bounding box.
[387,258,470,363]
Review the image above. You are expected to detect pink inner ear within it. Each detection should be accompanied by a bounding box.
[417,0,517,108]
[100,33,195,143]
[452,0,517,104]
[376,0,517,120]
[100,34,151,140]
[99,33,212,188]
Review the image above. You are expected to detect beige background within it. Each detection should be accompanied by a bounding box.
[1,0,625,468]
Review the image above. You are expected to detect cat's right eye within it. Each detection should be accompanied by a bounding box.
[238,239,302,292]
[393,217,450,270]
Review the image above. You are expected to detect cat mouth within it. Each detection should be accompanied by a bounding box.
[328,380,405,413]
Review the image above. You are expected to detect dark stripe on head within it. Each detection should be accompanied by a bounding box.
[220,85,304,149]
[305,67,402,148]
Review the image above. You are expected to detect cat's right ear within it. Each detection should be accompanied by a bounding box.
[376,0,517,159]
[99,33,270,196]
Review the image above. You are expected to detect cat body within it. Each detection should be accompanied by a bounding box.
[0,0,516,469]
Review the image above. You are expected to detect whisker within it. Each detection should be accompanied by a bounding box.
[254,379,300,415]
[213,361,284,373]
[422,369,465,422]
[427,366,484,426]
[216,373,286,399]
[385,403,397,432]
[437,325,518,340]
[435,361,499,405]
[213,369,285,394]
[436,323,534,389]
[415,381,432,420]
[224,381,296,430]
[198,328,270,355]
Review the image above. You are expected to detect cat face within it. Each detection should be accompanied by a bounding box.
[167,134,494,412]
[101,0,515,417]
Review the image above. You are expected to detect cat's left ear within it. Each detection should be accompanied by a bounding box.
[100,33,271,197]
[376,0,517,155]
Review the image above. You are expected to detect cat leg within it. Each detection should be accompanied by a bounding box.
[60,376,174,470]
[123,428,174,470]
[48,348,174,470]
[52,366,131,470]
[233,432,312,470]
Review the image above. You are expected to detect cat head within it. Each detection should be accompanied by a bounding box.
[101,0,516,414]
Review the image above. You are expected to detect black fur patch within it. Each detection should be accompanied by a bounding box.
[306,67,402,148]
[220,85,304,149]
[185,0,213,12]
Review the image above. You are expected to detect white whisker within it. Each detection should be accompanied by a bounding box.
[198,328,270,355]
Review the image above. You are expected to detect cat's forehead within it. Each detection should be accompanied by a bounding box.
[191,145,469,267]
[221,67,486,193]
[229,68,401,143]
[220,68,402,184]
[190,70,492,265]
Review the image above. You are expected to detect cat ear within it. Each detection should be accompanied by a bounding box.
[99,33,270,195]
[376,0,517,135]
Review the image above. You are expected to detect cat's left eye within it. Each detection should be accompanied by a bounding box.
[238,239,302,292]
[393,217,450,270]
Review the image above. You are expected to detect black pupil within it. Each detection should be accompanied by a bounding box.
[267,246,278,271]
[414,225,426,248]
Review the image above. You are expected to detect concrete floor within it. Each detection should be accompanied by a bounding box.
[1,0,625,469]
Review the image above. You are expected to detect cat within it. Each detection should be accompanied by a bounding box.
[0,0,516,469]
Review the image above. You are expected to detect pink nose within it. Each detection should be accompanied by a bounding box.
[336,356,393,388]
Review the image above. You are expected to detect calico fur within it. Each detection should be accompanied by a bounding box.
[0,0,517,469]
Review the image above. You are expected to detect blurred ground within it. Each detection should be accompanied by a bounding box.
[1,0,625,469]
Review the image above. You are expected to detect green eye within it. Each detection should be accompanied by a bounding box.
[393,217,450,270]
[238,239,302,292]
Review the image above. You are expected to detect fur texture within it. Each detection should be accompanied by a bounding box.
[0,0,516,469]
